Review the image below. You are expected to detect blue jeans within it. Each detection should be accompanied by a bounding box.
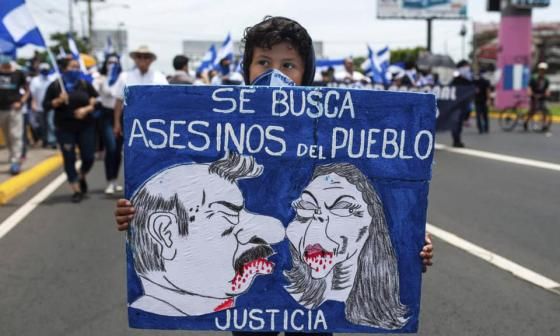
[43,109,57,146]
[56,125,96,183]
[99,107,123,181]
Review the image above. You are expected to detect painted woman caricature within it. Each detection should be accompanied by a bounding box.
[284,163,409,330]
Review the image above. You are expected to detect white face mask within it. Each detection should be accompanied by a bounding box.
[459,66,472,80]
[250,68,295,87]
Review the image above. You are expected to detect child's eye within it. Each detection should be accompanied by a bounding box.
[283,62,295,69]
[257,60,270,67]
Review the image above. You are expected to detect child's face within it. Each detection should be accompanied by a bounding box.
[249,42,305,85]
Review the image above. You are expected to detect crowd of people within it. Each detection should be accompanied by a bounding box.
[0,26,552,202]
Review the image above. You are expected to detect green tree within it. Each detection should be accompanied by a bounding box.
[48,32,88,55]
[390,46,426,64]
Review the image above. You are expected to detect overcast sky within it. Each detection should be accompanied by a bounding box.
[25,0,560,73]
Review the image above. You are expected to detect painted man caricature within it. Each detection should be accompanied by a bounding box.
[128,152,285,316]
[284,163,409,330]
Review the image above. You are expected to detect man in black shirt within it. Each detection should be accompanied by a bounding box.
[526,62,551,131]
[0,55,28,174]
[473,71,491,133]
[450,60,474,147]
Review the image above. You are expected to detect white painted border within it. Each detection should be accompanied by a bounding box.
[427,223,560,292]
[0,173,66,240]
[435,143,560,172]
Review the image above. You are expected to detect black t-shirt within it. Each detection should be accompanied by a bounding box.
[43,80,98,131]
[0,70,26,110]
[529,76,549,99]
[474,77,491,104]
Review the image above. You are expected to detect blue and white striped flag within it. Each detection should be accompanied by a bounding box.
[362,45,389,84]
[0,0,46,49]
[67,33,87,73]
[215,33,233,65]
[316,58,346,74]
[502,64,530,91]
[197,44,217,73]
[58,46,67,58]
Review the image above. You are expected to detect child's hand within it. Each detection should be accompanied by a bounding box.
[420,233,434,273]
[115,198,135,231]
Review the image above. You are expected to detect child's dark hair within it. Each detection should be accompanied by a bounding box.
[242,16,315,86]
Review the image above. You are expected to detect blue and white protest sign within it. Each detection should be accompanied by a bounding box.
[124,85,436,333]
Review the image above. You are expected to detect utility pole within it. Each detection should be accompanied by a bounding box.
[68,0,74,33]
[87,0,93,51]
[460,23,467,60]
[427,18,433,53]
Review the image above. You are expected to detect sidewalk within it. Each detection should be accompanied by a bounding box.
[0,146,63,205]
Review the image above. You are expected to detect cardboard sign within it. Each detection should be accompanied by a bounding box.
[124,85,436,333]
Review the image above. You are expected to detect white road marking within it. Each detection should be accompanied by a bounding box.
[0,173,67,240]
[435,143,560,172]
[427,223,560,293]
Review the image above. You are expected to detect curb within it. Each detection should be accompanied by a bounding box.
[488,112,560,123]
[0,154,63,205]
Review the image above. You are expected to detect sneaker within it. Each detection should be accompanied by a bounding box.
[105,182,115,195]
[79,177,88,194]
[71,192,83,203]
[10,162,21,175]
[452,141,465,148]
[115,184,123,192]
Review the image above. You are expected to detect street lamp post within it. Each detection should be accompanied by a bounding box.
[460,23,467,60]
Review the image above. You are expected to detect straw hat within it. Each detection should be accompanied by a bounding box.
[129,45,156,59]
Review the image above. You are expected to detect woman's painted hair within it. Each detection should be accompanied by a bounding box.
[285,163,409,329]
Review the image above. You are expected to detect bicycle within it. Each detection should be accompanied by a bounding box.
[498,94,552,132]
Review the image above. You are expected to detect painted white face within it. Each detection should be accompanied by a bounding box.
[286,173,372,279]
[154,166,285,300]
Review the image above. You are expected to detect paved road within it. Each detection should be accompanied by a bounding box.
[1,121,559,335]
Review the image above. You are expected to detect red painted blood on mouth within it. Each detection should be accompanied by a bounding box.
[214,298,235,312]
[303,244,334,272]
[230,258,273,291]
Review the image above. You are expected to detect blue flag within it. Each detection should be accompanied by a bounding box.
[197,44,217,73]
[0,0,45,49]
[215,33,233,65]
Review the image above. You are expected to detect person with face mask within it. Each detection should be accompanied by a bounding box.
[94,53,124,194]
[450,60,474,147]
[115,16,434,336]
[43,58,99,203]
[0,54,28,175]
[29,63,56,148]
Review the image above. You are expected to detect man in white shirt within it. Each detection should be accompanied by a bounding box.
[113,46,168,136]
[334,57,369,83]
[29,63,57,147]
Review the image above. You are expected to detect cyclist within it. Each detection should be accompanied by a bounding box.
[525,62,551,131]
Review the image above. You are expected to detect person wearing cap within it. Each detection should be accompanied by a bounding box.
[0,54,28,175]
[526,62,551,131]
[112,46,168,137]
[30,62,57,148]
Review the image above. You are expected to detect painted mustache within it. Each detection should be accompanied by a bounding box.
[234,244,274,276]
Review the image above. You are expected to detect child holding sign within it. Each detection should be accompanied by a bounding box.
[115,16,433,333]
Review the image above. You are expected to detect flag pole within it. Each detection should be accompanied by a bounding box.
[46,48,67,95]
